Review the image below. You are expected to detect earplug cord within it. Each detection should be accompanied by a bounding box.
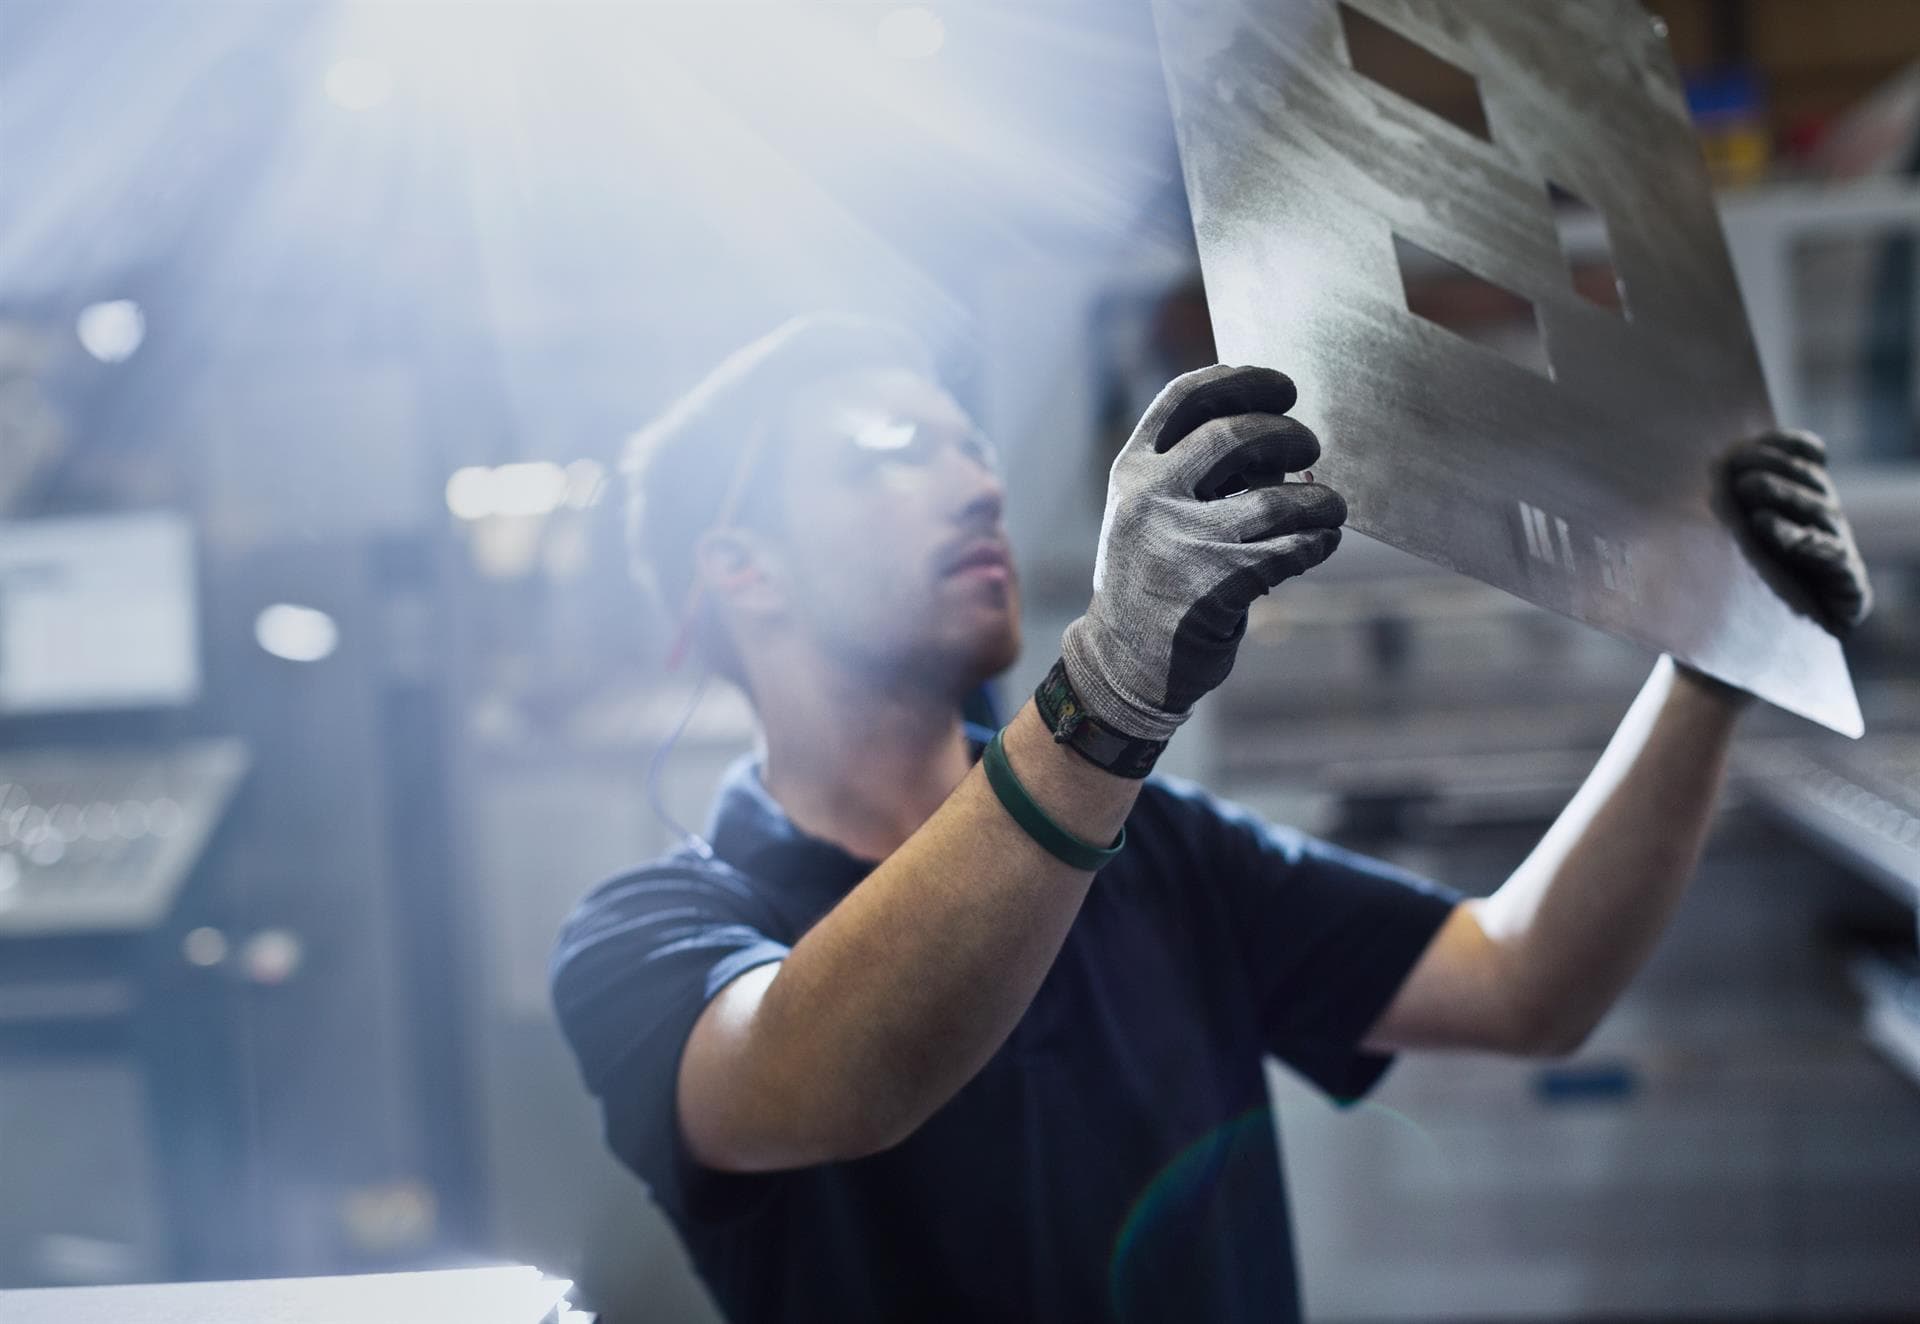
[646,666,716,859]
[664,418,776,671]
[652,419,778,852]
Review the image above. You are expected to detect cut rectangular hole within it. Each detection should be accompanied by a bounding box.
[1395,235,1552,377]
[1340,3,1491,142]
[1548,181,1629,317]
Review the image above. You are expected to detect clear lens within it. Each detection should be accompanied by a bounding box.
[846,413,1000,475]
[850,414,920,454]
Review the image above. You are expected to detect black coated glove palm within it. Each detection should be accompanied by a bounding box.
[1060,364,1347,741]
[1728,428,1872,635]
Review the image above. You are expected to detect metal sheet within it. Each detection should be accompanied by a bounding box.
[0,1267,572,1324]
[1151,0,1862,736]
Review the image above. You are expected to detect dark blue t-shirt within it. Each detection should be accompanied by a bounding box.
[551,740,1457,1324]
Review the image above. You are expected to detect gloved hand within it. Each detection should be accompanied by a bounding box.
[1728,428,1872,634]
[1060,364,1347,741]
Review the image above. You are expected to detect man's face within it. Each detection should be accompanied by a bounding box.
[761,365,1022,693]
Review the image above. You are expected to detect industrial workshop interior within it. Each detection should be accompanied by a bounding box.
[3,1,1920,1321]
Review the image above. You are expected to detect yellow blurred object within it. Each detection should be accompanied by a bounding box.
[1700,121,1773,188]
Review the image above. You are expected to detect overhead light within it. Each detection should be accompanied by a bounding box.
[562,458,607,509]
[490,461,569,516]
[182,927,229,968]
[76,300,145,363]
[874,7,945,60]
[443,461,577,520]
[444,466,495,521]
[325,56,395,111]
[255,603,339,663]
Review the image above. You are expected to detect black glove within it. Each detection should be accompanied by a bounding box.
[1728,428,1872,635]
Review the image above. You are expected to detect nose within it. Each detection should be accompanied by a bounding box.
[948,445,1005,531]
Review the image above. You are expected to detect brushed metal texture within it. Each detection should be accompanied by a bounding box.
[1152,0,1862,735]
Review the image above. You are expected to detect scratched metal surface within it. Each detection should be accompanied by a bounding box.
[1152,0,1862,735]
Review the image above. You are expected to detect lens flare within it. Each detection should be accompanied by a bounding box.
[1107,1098,1444,1319]
[1107,1107,1275,1322]
[1342,1096,1444,1160]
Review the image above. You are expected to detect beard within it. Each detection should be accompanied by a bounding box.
[822,602,1021,705]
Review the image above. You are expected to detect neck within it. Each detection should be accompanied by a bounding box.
[754,651,977,862]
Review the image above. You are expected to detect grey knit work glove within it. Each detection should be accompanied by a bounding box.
[1060,364,1347,742]
[1728,428,1872,635]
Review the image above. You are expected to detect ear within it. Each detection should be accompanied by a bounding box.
[693,528,784,615]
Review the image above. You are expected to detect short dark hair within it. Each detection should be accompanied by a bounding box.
[621,313,933,680]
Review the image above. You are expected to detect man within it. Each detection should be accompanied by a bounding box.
[550,314,1871,1323]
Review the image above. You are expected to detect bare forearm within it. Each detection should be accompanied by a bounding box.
[681,700,1141,1168]
[1475,656,1745,1052]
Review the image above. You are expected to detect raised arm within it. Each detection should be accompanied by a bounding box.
[679,701,1135,1170]
[678,365,1346,1171]
[1366,428,1873,1057]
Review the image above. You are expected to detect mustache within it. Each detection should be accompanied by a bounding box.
[935,531,1014,577]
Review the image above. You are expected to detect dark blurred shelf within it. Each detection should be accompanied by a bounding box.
[1742,732,1920,913]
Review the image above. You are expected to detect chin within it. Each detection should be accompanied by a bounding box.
[975,625,1022,681]
[908,616,1021,700]
[962,615,1022,687]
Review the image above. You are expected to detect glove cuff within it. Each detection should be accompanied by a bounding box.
[1031,658,1170,779]
[1059,620,1190,745]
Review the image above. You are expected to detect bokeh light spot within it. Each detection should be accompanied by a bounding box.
[75,300,145,363]
[255,603,340,663]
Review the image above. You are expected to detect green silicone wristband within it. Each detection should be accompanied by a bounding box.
[982,730,1126,872]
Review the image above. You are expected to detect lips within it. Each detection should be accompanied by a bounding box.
[940,538,1013,579]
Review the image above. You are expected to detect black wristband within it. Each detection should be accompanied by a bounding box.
[1033,658,1167,780]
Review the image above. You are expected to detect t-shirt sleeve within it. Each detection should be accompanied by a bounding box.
[549,863,791,1224]
[1149,778,1461,1102]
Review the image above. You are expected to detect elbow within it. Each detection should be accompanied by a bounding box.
[820,1095,935,1162]
[1527,1021,1594,1060]
[1513,1003,1599,1059]
[681,1048,918,1171]
[1494,967,1598,1058]
[1491,945,1603,1058]
[742,1088,930,1168]
[686,1097,910,1173]
[823,1124,909,1164]
[683,1058,944,1170]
